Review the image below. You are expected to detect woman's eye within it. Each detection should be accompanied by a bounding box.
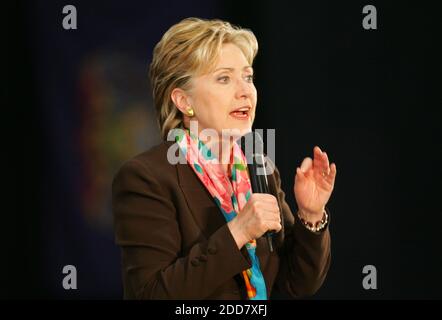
[245,74,254,82]
[217,74,254,83]
[218,76,230,83]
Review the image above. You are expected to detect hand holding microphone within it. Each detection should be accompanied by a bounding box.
[227,131,281,252]
[227,193,282,249]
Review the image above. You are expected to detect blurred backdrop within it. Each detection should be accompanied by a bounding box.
[6,0,441,299]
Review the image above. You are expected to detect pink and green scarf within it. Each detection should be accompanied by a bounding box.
[176,129,267,300]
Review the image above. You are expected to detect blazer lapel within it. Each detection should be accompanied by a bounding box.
[176,162,227,240]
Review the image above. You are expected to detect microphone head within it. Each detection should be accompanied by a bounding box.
[240,131,265,165]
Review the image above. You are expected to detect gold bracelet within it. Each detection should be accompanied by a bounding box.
[297,210,329,232]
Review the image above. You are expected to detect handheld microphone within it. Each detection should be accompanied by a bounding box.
[240,131,274,252]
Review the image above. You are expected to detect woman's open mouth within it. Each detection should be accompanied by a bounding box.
[229,107,250,120]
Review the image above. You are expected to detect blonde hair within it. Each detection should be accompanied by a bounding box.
[149,17,258,140]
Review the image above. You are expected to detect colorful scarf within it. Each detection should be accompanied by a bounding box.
[176,129,267,300]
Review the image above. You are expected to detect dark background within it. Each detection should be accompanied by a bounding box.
[6,0,441,299]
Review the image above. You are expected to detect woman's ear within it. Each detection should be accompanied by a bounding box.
[171,88,192,115]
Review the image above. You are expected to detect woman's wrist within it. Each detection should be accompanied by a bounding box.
[298,207,325,223]
[297,208,328,233]
[227,220,249,249]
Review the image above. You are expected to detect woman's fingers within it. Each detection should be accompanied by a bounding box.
[251,193,278,205]
[268,221,282,232]
[248,194,280,215]
[313,146,330,175]
[295,167,305,179]
[256,199,280,214]
[295,147,336,186]
[300,157,313,173]
[325,163,337,185]
[322,152,330,175]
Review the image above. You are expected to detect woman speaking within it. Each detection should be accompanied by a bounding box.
[112,17,337,300]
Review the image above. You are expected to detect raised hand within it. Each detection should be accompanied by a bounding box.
[294,146,337,222]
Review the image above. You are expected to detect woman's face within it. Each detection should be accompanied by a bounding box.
[187,43,257,137]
